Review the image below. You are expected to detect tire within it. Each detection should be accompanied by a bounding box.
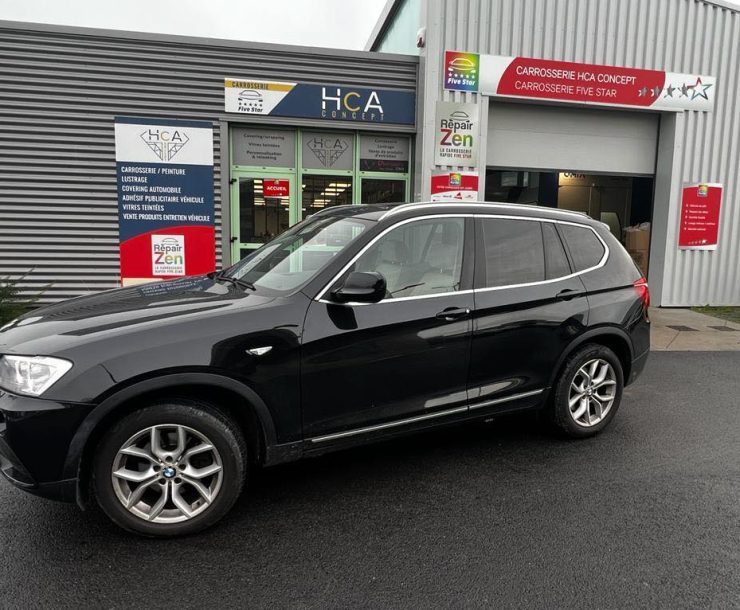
[550,343,624,438]
[92,400,247,537]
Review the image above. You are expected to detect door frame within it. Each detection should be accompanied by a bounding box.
[229,170,297,263]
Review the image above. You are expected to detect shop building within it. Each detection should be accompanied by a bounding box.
[0,22,417,302]
[2,0,740,308]
[370,0,740,307]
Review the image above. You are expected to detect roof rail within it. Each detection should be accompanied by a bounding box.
[380,201,591,220]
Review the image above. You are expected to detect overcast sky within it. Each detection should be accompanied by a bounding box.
[0,0,389,49]
[2,0,739,50]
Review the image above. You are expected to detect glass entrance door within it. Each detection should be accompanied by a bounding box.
[360,177,408,204]
[231,172,295,263]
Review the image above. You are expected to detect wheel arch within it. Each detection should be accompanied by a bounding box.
[64,372,279,508]
[547,326,634,392]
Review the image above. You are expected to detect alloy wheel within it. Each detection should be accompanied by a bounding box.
[111,424,224,523]
[568,358,617,427]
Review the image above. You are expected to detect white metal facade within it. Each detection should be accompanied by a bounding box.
[404,0,740,306]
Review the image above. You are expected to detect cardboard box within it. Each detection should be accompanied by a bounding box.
[625,228,650,251]
[628,249,649,277]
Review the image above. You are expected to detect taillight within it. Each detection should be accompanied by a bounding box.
[633,277,650,308]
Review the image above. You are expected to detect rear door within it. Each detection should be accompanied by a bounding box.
[468,216,591,413]
[301,215,475,441]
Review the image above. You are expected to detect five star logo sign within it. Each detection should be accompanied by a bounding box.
[140,128,190,161]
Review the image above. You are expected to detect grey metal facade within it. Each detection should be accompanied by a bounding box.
[0,22,418,304]
[376,0,739,306]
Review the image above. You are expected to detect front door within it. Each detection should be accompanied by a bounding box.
[301,216,475,440]
[230,172,296,263]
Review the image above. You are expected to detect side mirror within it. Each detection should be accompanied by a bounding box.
[331,271,386,304]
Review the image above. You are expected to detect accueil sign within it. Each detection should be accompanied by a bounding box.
[434,101,479,166]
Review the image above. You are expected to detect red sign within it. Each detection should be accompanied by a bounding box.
[430,171,479,201]
[678,183,722,250]
[263,179,290,197]
[477,55,716,112]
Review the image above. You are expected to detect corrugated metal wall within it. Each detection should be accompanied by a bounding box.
[0,23,418,304]
[424,0,740,306]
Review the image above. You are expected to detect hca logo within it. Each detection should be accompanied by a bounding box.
[140,128,190,161]
[321,87,384,120]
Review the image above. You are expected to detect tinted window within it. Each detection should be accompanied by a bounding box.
[480,219,545,287]
[542,222,572,279]
[559,224,606,272]
[354,218,465,299]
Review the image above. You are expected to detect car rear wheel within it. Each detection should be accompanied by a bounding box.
[551,343,624,438]
[92,401,247,537]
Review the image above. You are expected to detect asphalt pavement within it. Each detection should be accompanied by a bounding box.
[0,352,738,609]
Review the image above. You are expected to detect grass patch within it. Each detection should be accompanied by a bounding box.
[692,306,740,324]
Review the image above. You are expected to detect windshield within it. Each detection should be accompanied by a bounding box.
[224,215,372,294]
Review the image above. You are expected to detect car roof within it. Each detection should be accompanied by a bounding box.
[317,201,599,226]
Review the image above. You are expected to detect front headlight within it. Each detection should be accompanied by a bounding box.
[0,355,73,396]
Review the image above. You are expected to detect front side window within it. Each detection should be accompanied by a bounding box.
[227,215,370,294]
[352,218,465,299]
[480,218,545,288]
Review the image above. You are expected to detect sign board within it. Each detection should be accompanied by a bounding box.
[431,171,479,202]
[114,117,215,285]
[445,51,716,112]
[434,101,479,167]
[224,78,416,125]
[232,127,295,168]
[678,183,722,250]
[263,179,290,197]
[444,51,480,91]
[359,135,410,172]
[301,132,354,171]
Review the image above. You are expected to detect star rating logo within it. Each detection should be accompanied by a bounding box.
[688,77,712,101]
[638,86,664,98]
[673,77,712,100]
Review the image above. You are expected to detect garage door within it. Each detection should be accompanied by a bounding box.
[487,102,659,175]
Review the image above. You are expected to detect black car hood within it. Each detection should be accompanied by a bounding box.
[0,276,276,353]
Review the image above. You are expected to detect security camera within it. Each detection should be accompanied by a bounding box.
[416,27,426,48]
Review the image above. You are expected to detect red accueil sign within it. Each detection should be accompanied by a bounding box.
[678,183,722,250]
[263,179,290,197]
[477,55,716,112]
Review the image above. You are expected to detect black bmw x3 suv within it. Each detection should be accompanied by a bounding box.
[0,202,650,536]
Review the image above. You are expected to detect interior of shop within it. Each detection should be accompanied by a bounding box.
[485,169,653,277]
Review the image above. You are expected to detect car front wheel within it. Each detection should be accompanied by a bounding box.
[551,343,624,438]
[92,400,247,537]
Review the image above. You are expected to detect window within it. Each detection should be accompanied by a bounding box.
[228,216,370,294]
[353,218,465,299]
[480,219,545,288]
[542,222,572,279]
[558,224,606,272]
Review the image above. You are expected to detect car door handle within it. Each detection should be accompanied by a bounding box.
[556,288,584,301]
[435,307,471,321]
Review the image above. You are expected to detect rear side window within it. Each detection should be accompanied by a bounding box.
[480,218,545,287]
[558,224,606,272]
[542,222,572,279]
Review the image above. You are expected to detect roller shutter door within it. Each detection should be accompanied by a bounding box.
[487,102,658,175]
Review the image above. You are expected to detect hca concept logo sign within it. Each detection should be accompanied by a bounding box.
[140,128,190,162]
[320,87,384,121]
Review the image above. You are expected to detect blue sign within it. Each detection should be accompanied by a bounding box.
[225,78,416,125]
[114,117,215,282]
